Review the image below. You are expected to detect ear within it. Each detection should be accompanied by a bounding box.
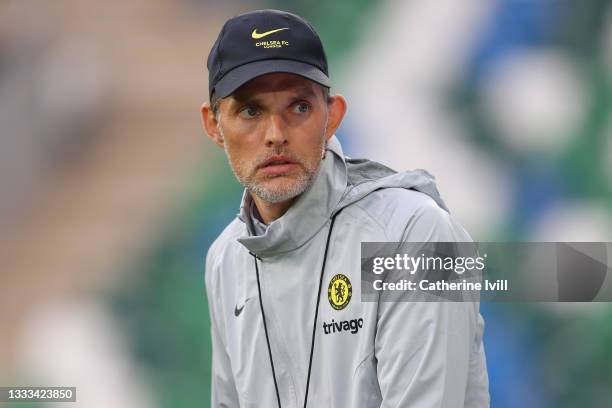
[324,94,347,140]
[200,102,225,148]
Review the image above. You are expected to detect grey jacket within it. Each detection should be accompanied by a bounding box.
[205,136,490,408]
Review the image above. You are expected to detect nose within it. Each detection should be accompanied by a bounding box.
[264,113,288,148]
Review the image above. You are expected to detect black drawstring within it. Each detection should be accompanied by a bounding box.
[251,210,341,408]
[252,252,282,408]
[303,211,340,408]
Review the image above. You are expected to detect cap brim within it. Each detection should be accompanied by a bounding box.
[213,59,331,98]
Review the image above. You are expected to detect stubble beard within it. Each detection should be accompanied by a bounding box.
[220,126,327,204]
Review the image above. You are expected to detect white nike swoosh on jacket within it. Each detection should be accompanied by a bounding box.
[205,135,490,407]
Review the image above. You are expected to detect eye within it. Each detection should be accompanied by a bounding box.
[238,105,260,119]
[293,102,311,114]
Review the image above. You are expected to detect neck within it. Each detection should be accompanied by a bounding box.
[251,194,297,224]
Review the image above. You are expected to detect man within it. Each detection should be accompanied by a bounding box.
[201,9,489,408]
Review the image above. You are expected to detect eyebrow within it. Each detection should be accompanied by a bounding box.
[231,85,319,106]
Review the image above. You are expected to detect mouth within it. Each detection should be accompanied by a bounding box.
[259,155,298,175]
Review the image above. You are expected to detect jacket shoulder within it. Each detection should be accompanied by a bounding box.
[205,218,244,288]
[347,188,470,241]
[349,187,437,225]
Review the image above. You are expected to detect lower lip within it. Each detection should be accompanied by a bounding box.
[260,163,297,175]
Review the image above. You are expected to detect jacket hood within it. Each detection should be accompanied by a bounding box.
[236,135,448,258]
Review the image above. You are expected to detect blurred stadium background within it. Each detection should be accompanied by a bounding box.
[1,0,611,407]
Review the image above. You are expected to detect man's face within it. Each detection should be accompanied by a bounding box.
[213,73,332,204]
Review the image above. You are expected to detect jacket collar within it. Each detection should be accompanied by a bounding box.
[237,136,347,258]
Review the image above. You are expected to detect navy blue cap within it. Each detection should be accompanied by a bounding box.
[206,9,331,99]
